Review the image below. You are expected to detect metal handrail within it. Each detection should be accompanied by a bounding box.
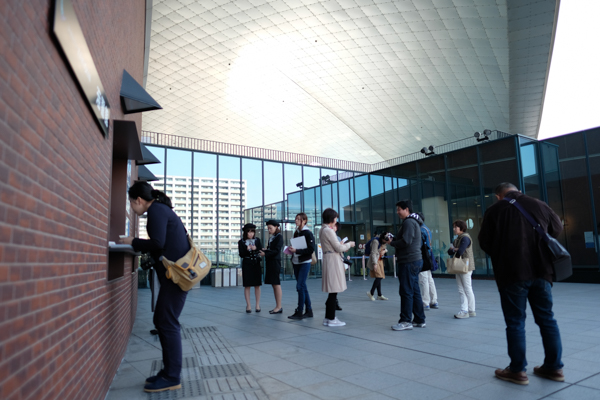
[141,130,513,173]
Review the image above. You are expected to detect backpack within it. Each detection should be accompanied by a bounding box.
[420,225,438,272]
[364,237,377,256]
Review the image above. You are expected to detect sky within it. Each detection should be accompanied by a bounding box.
[538,0,600,140]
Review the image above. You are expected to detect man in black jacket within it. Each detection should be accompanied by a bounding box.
[390,200,426,331]
[479,182,564,385]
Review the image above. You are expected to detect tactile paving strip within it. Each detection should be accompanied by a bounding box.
[199,363,250,379]
[146,326,265,400]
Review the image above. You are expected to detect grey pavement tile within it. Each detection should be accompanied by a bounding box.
[109,361,147,390]
[341,369,409,391]
[282,351,340,368]
[273,389,322,400]
[347,392,396,400]
[545,384,600,400]
[301,378,371,399]
[379,380,455,400]
[255,375,295,395]
[462,381,554,400]
[271,368,335,388]
[414,370,487,393]
[383,363,441,380]
[577,373,600,390]
[314,360,370,378]
[105,385,148,400]
[249,359,305,375]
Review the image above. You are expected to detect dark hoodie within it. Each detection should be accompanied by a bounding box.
[390,213,423,264]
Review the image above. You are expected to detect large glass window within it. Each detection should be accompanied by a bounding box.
[194,153,217,264]
[264,161,283,206]
[520,144,542,199]
[219,156,241,266]
[284,164,302,221]
[338,177,353,222]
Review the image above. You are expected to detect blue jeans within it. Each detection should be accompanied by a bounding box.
[293,262,312,312]
[499,279,563,372]
[398,260,425,324]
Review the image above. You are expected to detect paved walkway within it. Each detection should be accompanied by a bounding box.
[106,276,600,400]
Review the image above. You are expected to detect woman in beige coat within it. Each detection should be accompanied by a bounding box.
[367,232,393,301]
[320,208,355,327]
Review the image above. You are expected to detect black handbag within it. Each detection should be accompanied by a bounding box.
[504,198,572,281]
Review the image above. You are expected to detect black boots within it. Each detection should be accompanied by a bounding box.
[288,309,304,319]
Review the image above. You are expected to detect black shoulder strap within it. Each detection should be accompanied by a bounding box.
[503,198,550,243]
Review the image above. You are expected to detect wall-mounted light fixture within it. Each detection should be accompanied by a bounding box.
[474,129,494,142]
[420,145,435,156]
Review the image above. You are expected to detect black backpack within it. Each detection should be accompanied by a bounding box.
[420,226,438,272]
[364,237,377,256]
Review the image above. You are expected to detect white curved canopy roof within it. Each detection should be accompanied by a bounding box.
[142,0,558,164]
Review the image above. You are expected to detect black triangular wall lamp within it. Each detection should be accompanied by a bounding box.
[137,165,159,182]
[120,69,162,114]
[137,143,161,165]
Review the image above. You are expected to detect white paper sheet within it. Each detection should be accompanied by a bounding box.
[290,236,307,249]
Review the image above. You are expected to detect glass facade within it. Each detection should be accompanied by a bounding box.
[141,127,600,282]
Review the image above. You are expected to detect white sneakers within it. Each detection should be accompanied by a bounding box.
[323,317,346,327]
[454,311,469,319]
[391,322,413,331]
[367,292,388,301]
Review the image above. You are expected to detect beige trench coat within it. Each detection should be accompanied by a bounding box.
[367,239,386,279]
[320,225,352,293]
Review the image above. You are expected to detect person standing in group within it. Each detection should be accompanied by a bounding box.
[260,220,283,314]
[333,221,349,311]
[479,182,565,385]
[366,232,392,301]
[121,181,190,393]
[417,213,439,311]
[288,213,316,320]
[238,224,262,313]
[320,208,355,326]
[390,200,426,331]
[448,220,476,319]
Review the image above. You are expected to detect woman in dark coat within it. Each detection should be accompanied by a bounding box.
[238,224,262,312]
[260,220,283,314]
[121,181,189,393]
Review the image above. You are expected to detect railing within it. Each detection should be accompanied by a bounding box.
[141,130,513,173]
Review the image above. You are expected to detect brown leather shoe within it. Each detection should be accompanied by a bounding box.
[495,367,529,385]
[533,366,565,382]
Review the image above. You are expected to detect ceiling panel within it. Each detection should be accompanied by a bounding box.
[143,0,556,163]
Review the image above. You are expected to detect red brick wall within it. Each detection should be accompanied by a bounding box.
[0,1,146,399]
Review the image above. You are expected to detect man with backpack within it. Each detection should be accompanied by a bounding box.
[390,200,426,331]
[417,213,439,311]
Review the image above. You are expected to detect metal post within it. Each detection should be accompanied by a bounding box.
[393,255,397,278]
[348,259,352,282]
[362,256,367,280]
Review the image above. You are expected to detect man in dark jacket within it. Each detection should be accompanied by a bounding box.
[479,182,564,385]
[390,200,426,331]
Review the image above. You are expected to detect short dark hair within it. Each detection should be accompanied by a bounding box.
[494,182,518,196]
[322,208,338,224]
[396,200,412,213]
[453,220,467,233]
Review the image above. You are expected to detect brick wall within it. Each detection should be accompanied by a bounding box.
[0,1,146,399]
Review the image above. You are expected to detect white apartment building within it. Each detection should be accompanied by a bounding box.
[139,176,246,255]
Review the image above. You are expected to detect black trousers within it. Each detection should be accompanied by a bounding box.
[154,279,188,382]
[370,278,382,297]
[325,293,337,320]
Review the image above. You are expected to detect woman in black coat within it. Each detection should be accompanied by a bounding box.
[238,224,262,312]
[260,220,283,314]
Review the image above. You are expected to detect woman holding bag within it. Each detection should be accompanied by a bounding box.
[121,181,189,393]
[366,232,392,301]
[447,220,476,319]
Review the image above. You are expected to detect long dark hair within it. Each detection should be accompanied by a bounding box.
[128,181,173,208]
